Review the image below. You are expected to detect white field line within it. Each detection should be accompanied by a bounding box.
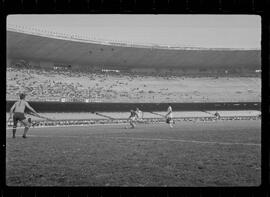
[8,134,261,147]
[101,136,261,147]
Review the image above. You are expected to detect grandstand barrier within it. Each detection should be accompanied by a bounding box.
[6,101,261,113]
[6,115,261,128]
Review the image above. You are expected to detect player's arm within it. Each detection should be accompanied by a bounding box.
[25,102,38,115]
[9,103,16,119]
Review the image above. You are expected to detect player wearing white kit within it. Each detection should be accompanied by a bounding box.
[135,107,143,121]
[165,104,173,128]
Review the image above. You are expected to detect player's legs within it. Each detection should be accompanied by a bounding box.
[12,117,18,138]
[167,117,173,128]
[129,117,135,128]
[20,119,30,138]
[18,113,30,138]
[170,118,174,127]
[130,120,135,128]
[169,120,173,128]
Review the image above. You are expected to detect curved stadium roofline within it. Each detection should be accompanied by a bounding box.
[7,24,261,69]
[7,24,260,51]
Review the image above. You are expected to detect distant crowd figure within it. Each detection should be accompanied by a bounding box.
[7,65,260,103]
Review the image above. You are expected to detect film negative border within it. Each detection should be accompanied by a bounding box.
[1,1,269,197]
[2,187,269,197]
[0,0,268,13]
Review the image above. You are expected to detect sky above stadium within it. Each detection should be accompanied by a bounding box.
[7,14,261,49]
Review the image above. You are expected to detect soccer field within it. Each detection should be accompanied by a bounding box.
[6,120,261,186]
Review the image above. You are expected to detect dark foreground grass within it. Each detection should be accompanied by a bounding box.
[6,120,261,186]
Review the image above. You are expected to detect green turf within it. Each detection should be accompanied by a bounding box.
[6,120,261,186]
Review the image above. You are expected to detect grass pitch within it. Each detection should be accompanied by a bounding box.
[6,120,261,186]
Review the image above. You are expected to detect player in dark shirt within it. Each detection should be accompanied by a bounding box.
[127,110,139,129]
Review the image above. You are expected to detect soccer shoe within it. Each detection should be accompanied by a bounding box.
[22,135,27,138]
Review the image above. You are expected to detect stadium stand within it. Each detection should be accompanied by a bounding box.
[6,65,261,103]
[6,26,261,103]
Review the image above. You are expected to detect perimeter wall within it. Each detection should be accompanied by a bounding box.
[6,101,261,113]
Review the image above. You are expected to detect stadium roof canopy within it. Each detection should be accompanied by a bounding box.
[7,27,261,69]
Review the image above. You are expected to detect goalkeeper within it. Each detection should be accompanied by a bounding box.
[8,93,39,138]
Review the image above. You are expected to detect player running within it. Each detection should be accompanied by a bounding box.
[214,111,221,120]
[135,107,143,121]
[8,93,39,138]
[165,104,174,128]
[127,110,139,129]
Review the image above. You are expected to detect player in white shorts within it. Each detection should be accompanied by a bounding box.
[135,107,143,121]
[165,104,173,128]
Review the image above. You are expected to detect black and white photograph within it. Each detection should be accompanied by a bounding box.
[6,14,261,186]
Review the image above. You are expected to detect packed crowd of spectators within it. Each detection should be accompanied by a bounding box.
[6,65,261,103]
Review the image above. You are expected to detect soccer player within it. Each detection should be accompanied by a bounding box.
[214,111,221,120]
[8,93,39,138]
[165,104,173,128]
[127,110,139,129]
[135,107,143,121]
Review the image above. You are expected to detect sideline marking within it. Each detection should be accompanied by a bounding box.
[101,136,261,147]
[8,134,261,147]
